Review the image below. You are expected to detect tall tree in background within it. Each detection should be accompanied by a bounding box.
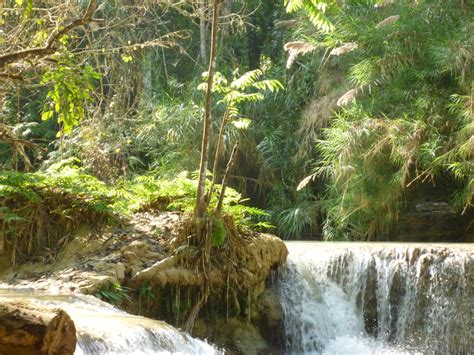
[199,0,207,64]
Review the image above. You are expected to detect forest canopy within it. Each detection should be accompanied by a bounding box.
[0,0,472,241]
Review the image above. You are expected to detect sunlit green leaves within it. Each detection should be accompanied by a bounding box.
[231,118,252,129]
[121,53,133,63]
[198,69,283,131]
[252,79,284,92]
[41,59,101,136]
[284,0,337,32]
[14,0,32,18]
[230,69,263,90]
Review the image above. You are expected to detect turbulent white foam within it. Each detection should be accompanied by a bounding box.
[278,242,473,354]
[0,289,218,355]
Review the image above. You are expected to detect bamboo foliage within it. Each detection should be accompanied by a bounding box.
[284,0,337,33]
[293,0,474,240]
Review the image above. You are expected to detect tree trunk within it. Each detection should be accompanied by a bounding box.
[207,105,229,205]
[195,0,221,230]
[199,0,207,65]
[218,0,232,53]
[216,141,239,214]
[0,303,76,355]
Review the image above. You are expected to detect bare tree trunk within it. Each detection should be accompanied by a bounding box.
[216,141,239,214]
[218,0,232,53]
[207,105,229,205]
[195,0,221,233]
[199,0,207,65]
[143,49,153,106]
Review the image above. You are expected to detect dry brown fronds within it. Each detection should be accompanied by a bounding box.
[337,88,359,106]
[297,174,316,191]
[374,0,396,8]
[284,41,316,69]
[0,124,45,171]
[300,94,339,133]
[274,19,299,29]
[375,15,400,29]
[316,68,347,96]
[297,90,343,159]
[330,42,358,56]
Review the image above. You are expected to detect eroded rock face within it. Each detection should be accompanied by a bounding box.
[193,297,285,355]
[232,233,288,302]
[251,287,285,352]
[0,212,172,294]
[394,201,473,242]
[194,318,269,355]
[0,300,77,355]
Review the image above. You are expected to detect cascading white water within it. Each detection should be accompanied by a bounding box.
[0,289,218,354]
[278,242,473,354]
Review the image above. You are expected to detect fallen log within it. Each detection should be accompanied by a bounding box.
[0,302,76,355]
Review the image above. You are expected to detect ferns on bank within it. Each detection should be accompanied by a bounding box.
[0,164,269,264]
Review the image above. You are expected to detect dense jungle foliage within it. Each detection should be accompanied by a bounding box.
[0,0,472,241]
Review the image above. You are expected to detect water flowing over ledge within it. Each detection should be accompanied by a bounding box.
[0,289,218,354]
[278,242,473,354]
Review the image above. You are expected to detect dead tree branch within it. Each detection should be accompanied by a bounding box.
[0,0,97,68]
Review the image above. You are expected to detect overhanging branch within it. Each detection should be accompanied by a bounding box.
[0,0,97,68]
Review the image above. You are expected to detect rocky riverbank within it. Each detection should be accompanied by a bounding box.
[0,211,288,353]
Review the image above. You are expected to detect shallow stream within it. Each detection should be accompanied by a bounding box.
[1,242,472,354]
[0,289,217,354]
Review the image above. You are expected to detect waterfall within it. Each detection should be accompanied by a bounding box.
[0,289,218,354]
[278,242,473,354]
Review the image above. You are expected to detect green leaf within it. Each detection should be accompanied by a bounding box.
[252,79,284,92]
[211,218,226,247]
[121,54,133,63]
[41,110,54,121]
[285,0,336,33]
[232,118,252,129]
[230,69,262,90]
[25,0,32,18]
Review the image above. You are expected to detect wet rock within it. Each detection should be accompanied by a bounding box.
[76,274,116,294]
[252,288,285,352]
[362,258,378,337]
[388,263,405,341]
[193,318,280,355]
[0,301,77,355]
[89,260,106,271]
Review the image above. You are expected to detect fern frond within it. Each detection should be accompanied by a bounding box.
[252,79,284,92]
[230,70,262,90]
